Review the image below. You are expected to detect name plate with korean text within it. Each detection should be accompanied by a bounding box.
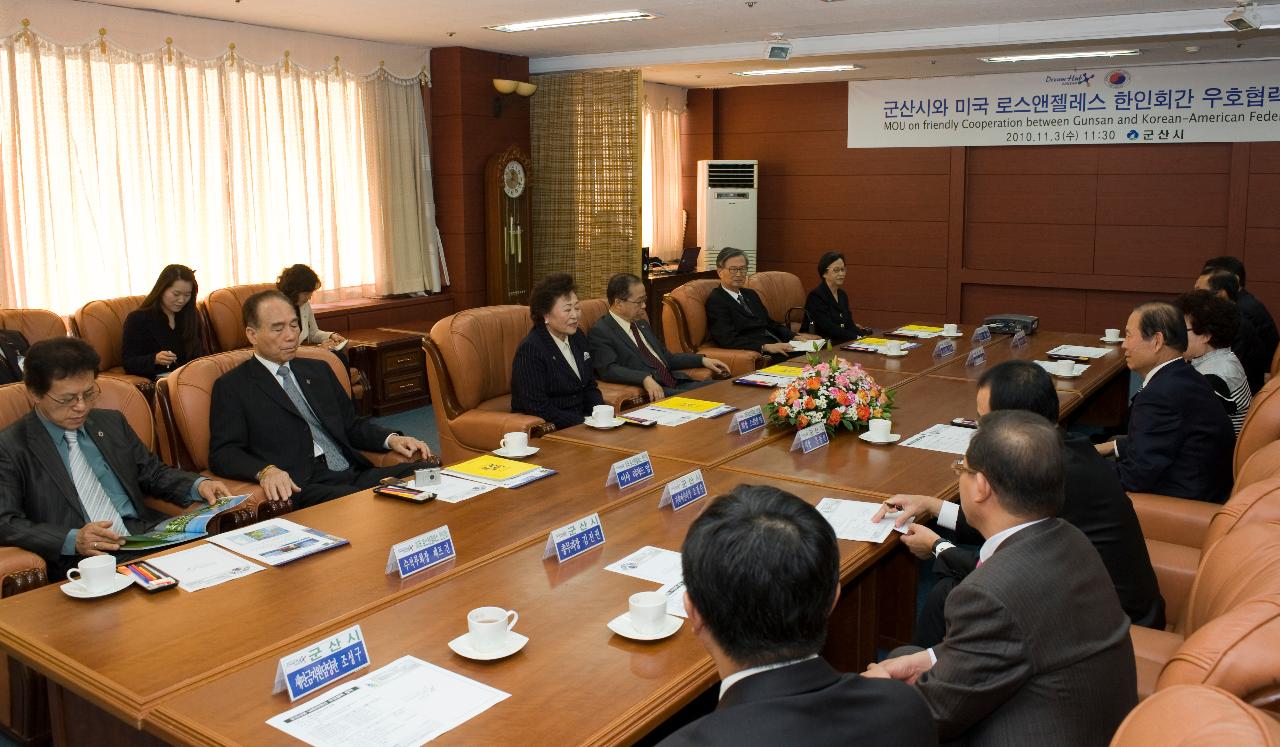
[971,325,993,343]
[727,405,766,435]
[1011,330,1029,349]
[384,526,455,579]
[790,423,830,454]
[659,470,708,511]
[273,625,369,702]
[965,347,988,368]
[932,339,957,359]
[543,513,606,563]
[605,451,654,489]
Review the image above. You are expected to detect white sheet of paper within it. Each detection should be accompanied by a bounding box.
[429,474,499,504]
[659,581,688,618]
[815,498,903,543]
[146,543,265,592]
[899,423,977,455]
[1034,360,1091,376]
[1046,344,1110,359]
[790,339,826,352]
[605,546,683,586]
[735,372,796,387]
[622,405,702,427]
[266,656,509,747]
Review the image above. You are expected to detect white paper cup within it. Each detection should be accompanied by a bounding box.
[629,591,668,634]
[868,418,892,441]
[500,432,529,451]
[1104,328,1120,341]
[467,606,518,652]
[591,405,615,425]
[943,323,959,335]
[885,340,903,355]
[1054,359,1076,376]
[66,555,116,593]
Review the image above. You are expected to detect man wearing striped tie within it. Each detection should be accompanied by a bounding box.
[0,338,229,576]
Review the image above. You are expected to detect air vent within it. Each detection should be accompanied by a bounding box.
[706,162,758,189]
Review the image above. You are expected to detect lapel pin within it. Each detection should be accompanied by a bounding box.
[97,431,104,437]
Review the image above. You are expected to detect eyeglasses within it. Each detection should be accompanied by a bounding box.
[721,266,750,276]
[44,384,101,409]
[951,458,978,477]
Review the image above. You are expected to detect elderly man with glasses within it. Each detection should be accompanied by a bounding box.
[0,337,228,576]
[589,273,730,401]
[704,246,820,364]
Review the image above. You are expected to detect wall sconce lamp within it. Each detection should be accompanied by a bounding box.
[492,78,537,116]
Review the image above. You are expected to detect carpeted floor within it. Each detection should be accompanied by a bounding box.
[370,404,439,455]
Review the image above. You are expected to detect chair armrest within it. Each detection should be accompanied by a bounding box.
[531,422,557,438]
[1131,492,1218,549]
[598,382,647,411]
[450,410,550,452]
[363,450,413,468]
[1130,625,1185,700]
[1147,538,1200,629]
[0,548,47,598]
[694,347,768,376]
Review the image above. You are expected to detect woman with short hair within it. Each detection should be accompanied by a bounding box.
[1178,290,1251,435]
[804,251,865,342]
[510,274,605,429]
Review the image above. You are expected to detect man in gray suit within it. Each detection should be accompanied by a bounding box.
[865,410,1136,746]
[0,338,228,575]
[589,273,729,401]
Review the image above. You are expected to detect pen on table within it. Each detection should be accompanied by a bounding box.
[125,564,154,583]
[136,562,165,582]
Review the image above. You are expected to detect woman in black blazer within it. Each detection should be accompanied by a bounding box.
[122,264,207,379]
[804,252,865,342]
[510,274,605,430]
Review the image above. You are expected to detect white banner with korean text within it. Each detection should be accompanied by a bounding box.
[847,60,1280,149]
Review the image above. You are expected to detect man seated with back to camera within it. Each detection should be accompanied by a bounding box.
[208,291,433,509]
[704,246,821,363]
[875,360,1164,648]
[659,484,935,747]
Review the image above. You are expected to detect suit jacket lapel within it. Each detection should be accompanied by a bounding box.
[248,357,308,423]
[294,360,347,441]
[536,326,583,381]
[635,320,670,367]
[24,412,87,522]
[83,412,146,513]
[568,332,591,380]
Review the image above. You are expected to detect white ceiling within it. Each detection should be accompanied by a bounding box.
[93,0,1280,87]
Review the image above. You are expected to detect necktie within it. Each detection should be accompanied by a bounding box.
[277,365,350,472]
[630,323,676,388]
[737,293,752,316]
[63,430,128,536]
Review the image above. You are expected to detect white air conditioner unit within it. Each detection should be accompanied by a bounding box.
[697,160,758,270]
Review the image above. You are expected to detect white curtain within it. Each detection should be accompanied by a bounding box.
[0,28,442,313]
[641,81,687,261]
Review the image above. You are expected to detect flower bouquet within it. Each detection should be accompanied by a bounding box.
[764,355,894,434]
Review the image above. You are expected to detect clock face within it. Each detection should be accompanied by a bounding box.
[503,161,526,198]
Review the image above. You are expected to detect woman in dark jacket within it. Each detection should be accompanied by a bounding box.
[804,252,865,342]
[122,264,207,378]
[510,274,605,429]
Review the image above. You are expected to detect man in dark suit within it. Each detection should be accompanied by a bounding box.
[209,291,432,508]
[660,485,935,747]
[1096,301,1235,503]
[589,273,729,401]
[0,338,228,575]
[1202,255,1278,371]
[867,411,1137,746]
[704,246,820,362]
[876,360,1164,647]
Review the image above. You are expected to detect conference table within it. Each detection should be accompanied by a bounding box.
[0,326,1130,746]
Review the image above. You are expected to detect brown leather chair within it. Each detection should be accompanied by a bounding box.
[157,346,406,519]
[0,308,67,344]
[71,295,154,397]
[1131,521,1280,701]
[660,279,767,376]
[424,306,555,463]
[204,282,275,352]
[576,298,649,411]
[1153,596,1280,710]
[1110,684,1280,745]
[745,271,808,333]
[1272,344,1280,379]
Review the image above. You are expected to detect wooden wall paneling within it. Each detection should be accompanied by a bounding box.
[1098,142,1232,174]
[716,131,949,177]
[960,284,1087,332]
[967,173,1097,224]
[1245,173,1280,228]
[681,89,716,250]
[1250,141,1280,173]
[757,219,947,269]
[759,174,950,222]
[965,223,1095,273]
[947,147,965,322]
[713,82,848,134]
[1096,173,1230,226]
[1228,143,1251,253]
[967,145,1100,175]
[1094,225,1226,278]
[1244,229,1280,283]
[1084,289,1178,334]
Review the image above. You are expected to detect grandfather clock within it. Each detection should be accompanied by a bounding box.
[485,145,534,305]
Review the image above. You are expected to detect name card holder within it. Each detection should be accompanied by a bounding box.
[790,423,830,454]
[726,405,766,435]
[971,325,993,343]
[605,451,654,490]
[659,470,708,511]
[965,347,988,368]
[543,513,605,563]
[932,339,957,359]
[1011,330,1029,349]
[385,525,455,579]
[273,625,369,702]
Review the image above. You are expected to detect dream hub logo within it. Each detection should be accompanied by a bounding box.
[1044,72,1095,86]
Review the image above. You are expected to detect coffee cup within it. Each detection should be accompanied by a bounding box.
[467,606,519,652]
[414,467,441,487]
[66,555,117,593]
[500,432,529,452]
[885,340,903,355]
[1104,328,1120,341]
[1054,359,1076,376]
[628,591,668,634]
[943,323,959,336]
[868,418,892,441]
[591,405,615,425]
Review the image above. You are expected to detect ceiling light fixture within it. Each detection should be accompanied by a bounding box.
[980,49,1141,63]
[487,10,658,33]
[732,64,861,77]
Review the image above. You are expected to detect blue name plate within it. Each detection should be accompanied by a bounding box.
[605,451,654,490]
[274,625,369,702]
[971,325,993,343]
[965,347,988,367]
[932,339,957,359]
[543,513,606,563]
[790,422,830,454]
[727,405,766,435]
[1011,330,1029,349]
[659,469,708,511]
[385,525,455,579]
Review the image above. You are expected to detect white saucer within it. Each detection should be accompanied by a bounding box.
[859,432,901,445]
[585,417,626,430]
[882,350,908,358]
[1099,337,1124,344]
[60,572,134,599]
[1051,371,1084,379]
[940,332,965,338]
[607,612,683,641]
[448,631,529,661]
[493,446,540,458]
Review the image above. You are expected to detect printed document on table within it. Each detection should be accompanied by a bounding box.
[605,546,683,585]
[900,424,977,455]
[659,581,688,618]
[146,543,265,592]
[790,339,827,352]
[815,498,907,543]
[267,656,510,747]
[206,518,348,567]
[1034,360,1091,376]
[624,405,702,427]
[1046,344,1110,359]
[429,474,499,504]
